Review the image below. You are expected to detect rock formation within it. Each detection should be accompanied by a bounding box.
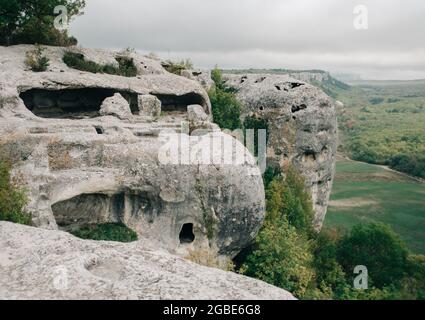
[181,69,216,91]
[223,74,338,228]
[0,45,265,263]
[99,93,133,120]
[0,221,295,300]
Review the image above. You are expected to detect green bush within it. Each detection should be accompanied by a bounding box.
[337,223,409,288]
[162,59,193,75]
[266,167,315,237]
[0,162,31,225]
[239,166,316,297]
[115,55,138,77]
[70,222,138,243]
[208,68,242,130]
[63,51,103,73]
[25,45,50,72]
[240,217,314,297]
[63,51,138,77]
[389,154,425,179]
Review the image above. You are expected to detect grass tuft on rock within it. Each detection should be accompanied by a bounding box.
[70,222,138,242]
[62,51,137,77]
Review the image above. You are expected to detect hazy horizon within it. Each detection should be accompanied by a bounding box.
[69,0,425,80]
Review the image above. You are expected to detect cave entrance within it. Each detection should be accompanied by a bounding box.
[51,191,159,231]
[156,93,206,114]
[179,223,195,244]
[51,193,125,229]
[19,88,138,119]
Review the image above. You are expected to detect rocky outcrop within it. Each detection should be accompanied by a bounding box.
[0,222,295,300]
[224,74,338,228]
[0,45,265,263]
[181,69,215,91]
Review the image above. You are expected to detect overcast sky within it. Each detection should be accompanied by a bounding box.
[70,0,425,80]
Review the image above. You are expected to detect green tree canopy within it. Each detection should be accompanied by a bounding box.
[0,0,85,46]
[240,166,316,297]
[337,223,409,288]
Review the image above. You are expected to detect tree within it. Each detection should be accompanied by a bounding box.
[337,223,409,288]
[240,217,314,297]
[240,167,316,298]
[0,0,23,45]
[266,166,315,237]
[208,67,242,130]
[312,228,348,297]
[0,0,86,46]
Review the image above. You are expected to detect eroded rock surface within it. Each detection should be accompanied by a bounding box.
[0,45,265,262]
[0,222,295,300]
[224,74,338,228]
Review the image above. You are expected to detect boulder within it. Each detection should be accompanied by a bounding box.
[138,94,161,117]
[100,93,132,120]
[188,104,209,122]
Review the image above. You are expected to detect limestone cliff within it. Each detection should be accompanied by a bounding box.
[223,74,338,228]
[0,45,265,263]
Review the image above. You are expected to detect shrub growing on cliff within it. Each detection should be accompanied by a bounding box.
[25,45,50,72]
[240,167,316,297]
[266,167,315,237]
[162,59,193,75]
[209,68,242,130]
[63,50,138,77]
[70,222,138,243]
[63,51,103,73]
[0,162,31,225]
[240,217,314,297]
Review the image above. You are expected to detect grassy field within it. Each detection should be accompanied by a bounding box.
[325,159,425,254]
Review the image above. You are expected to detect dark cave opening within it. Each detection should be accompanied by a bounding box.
[291,104,307,113]
[20,88,207,119]
[179,223,195,244]
[156,93,206,113]
[52,193,122,229]
[51,191,159,230]
[19,88,139,119]
[95,126,104,134]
